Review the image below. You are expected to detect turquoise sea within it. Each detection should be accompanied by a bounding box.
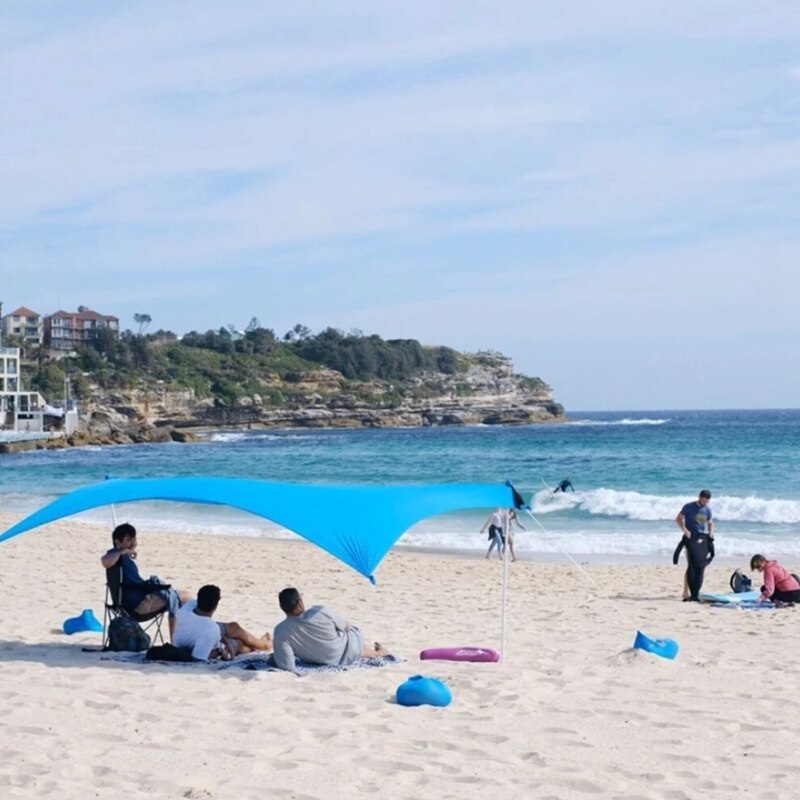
[1,409,799,559]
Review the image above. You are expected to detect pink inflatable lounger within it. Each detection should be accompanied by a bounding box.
[419,646,500,663]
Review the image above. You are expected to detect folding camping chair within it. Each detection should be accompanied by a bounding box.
[102,561,169,649]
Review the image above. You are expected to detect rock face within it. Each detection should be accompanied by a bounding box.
[69,351,563,444]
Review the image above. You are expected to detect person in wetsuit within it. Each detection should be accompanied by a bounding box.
[553,477,574,493]
[672,535,715,599]
[675,489,713,602]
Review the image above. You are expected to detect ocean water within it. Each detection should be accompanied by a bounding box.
[1,409,799,560]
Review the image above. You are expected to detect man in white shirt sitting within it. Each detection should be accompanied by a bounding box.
[272,587,390,673]
[174,585,272,661]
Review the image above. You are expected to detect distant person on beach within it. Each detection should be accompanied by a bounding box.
[750,555,800,605]
[553,478,574,493]
[173,584,272,660]
[505,509,526,563]
[271,588,390,673]
[675,490,714,602]
[481,508,506,560]
[100,522,193,641]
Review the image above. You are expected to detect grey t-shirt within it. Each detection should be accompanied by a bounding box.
[272,605,364,671]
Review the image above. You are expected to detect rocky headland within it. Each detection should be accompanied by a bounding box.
[4,325,566,453]
[66,351,562,448]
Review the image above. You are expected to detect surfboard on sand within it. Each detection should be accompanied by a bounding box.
[698,590,760,604]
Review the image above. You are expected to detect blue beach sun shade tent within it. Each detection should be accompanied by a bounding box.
[0,477,524,582]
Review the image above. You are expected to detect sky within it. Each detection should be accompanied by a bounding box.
[2,2,799,411]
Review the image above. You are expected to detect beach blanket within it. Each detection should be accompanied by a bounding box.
[219,654,400,674]
[101,651,401,675]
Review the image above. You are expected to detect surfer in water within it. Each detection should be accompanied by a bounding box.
[553,477,574,494]
[675,489,714,602]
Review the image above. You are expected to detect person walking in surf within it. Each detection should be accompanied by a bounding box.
[481,508,506,560]
[505,508,525,562]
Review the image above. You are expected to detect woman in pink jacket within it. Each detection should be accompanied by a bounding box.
[750,554,800,605]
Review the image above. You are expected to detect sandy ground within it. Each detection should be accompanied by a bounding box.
[0,513,798,800]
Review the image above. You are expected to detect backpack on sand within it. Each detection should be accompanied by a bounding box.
[107,614,151,652]
[729,569,753,594]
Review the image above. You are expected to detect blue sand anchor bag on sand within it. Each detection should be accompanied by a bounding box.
[107,615,151,652]
[62,608,103,635]
[396,675,452,707]
[633,630,679,660]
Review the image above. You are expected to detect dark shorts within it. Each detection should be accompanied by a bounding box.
[488,525,505,543]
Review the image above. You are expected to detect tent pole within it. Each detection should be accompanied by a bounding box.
[499,509,510,663]
[105,475,118,530]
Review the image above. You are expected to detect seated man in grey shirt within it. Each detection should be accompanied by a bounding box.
[272,587,390,672]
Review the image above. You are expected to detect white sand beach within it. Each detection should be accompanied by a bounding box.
[0,514,798,800]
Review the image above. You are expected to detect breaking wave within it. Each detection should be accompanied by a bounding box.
[570,418,669,427]
[531,488,800,525]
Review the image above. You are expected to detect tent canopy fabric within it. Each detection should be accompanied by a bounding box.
[0,478,523,581]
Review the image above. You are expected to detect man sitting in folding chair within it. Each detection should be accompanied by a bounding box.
[101,522,192,644]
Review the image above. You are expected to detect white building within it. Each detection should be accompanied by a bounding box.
[0,346,76,435]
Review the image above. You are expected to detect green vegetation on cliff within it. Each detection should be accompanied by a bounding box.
[19,324,481,407]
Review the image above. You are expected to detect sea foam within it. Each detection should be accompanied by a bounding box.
[570,417,669,426]
[532,488,800,525]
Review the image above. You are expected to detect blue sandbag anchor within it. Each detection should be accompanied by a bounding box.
[396,675,452,707]
[63,609,103,635]
[633,630,679,660]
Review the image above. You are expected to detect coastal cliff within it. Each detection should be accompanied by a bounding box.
[70,352,562,446]
[15,327,564,448]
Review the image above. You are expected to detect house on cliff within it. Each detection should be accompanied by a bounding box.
[1,306,44,345]
[44,308,119,351]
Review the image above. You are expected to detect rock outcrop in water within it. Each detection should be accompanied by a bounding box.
[70,351,563,445]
